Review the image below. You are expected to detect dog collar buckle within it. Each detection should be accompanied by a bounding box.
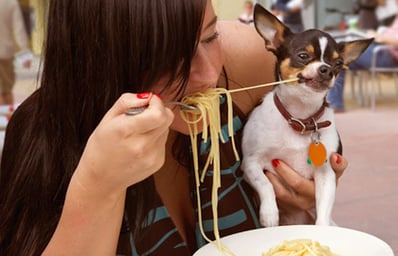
[288,118,306,134]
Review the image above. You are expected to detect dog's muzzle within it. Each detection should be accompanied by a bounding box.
[318,65,334,82]
[298,66,334,91]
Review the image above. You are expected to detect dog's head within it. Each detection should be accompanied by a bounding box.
[254,4,373,96]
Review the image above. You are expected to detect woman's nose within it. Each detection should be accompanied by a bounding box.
[189,46,220,87]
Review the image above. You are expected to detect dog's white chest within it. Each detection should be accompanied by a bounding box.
[241,90,340,227]
[242,91,339,179]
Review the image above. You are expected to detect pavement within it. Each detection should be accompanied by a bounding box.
[6,57,398,254]
[331,73,398,255]
[333,107,398,255]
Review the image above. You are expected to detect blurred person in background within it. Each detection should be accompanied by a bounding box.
[238,0,254,25]
[328,6,398,112]
[376,0,397,26]
[355,0,381,30]
[271,0,305,33]
[0,0,32,105]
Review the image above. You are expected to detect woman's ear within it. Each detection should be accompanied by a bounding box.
[253,4,292,52]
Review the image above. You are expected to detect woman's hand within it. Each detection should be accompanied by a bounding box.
[74,93,174,198]
[265,153,348,212]
[44,94,174,255]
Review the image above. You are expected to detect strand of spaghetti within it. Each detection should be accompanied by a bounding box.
[224,90,240,161]
[207,91,235,256]
[184,107,217,248]
[228,78,299,94]
[181,95,217,246]
[180,89,237,256]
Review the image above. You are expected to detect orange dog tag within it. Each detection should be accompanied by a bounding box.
[308,141,327,167]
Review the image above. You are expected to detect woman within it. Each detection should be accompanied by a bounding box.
[0,0,347,255]
[355,0,380,30]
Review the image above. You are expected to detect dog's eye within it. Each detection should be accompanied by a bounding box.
[335,59,344,67]
[298,53,310,60]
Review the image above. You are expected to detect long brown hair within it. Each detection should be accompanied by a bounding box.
[0,0,206,254]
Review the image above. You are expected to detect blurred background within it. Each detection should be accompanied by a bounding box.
[13,0,362,56]
[214,0,356,30]
[9,0,398,52]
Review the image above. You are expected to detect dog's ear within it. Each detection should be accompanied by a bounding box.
[254,4,292,52]
[338,38,374,66]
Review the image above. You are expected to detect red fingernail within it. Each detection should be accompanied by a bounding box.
[137,92,151,99]
[272,159,280,168]
[335,155,342,164]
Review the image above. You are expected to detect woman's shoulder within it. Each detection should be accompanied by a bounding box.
[217,21,275,114]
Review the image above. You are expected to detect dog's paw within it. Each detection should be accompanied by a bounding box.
[315,218,331,226]
[259,204,279,227]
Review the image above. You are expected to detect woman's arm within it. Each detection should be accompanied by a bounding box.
[42,173,126,255]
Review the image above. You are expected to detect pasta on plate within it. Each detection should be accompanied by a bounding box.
[262,239,339,256]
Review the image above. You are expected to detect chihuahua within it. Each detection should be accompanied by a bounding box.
[241,4,373,227]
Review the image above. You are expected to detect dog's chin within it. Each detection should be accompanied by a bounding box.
[298,76,330,92]
[305,79,330,92]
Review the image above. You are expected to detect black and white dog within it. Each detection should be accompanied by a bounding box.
[241,5,372,227]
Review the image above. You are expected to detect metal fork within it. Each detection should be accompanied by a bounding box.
[125,101,197,115]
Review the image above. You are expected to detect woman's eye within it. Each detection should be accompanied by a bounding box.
[201,31,220,44]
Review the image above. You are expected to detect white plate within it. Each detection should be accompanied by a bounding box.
[193,225,394,256]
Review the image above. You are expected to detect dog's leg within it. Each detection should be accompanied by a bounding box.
[242,157,279,227]
[314,168,336,225]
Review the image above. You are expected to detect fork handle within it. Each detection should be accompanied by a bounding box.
[125,106,147,115]
[124,101,195,115]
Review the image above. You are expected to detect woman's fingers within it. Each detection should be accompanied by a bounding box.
[101,93,151,122]
[103,92,174,136]
[329,153,348,180]
[126,95,174,134]
[266,169,315,211]
[270,160,315,198]
[265,160,315,211]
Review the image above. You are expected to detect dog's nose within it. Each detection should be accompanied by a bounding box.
[318,65,334,81]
